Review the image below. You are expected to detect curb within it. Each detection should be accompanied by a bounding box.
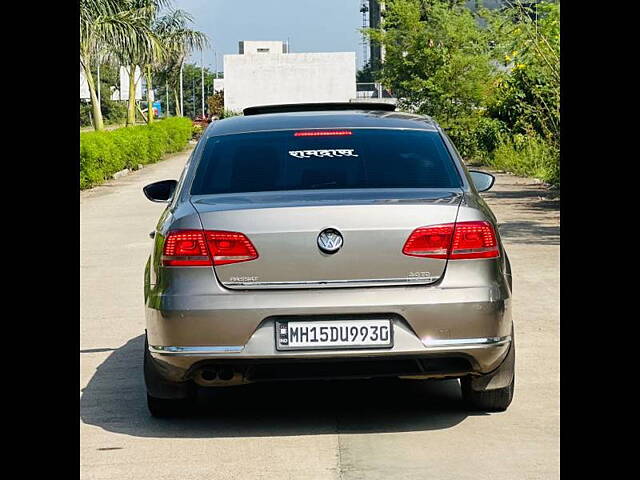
[112,169,130,180]
[111,164,144,180]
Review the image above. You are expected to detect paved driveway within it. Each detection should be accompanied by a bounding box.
[80,148,559,480]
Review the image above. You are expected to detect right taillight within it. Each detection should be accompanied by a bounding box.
[162,230,258,266]
[403,221,499,260]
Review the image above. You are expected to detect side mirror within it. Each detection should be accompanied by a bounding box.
[468,170,495,192]
[143,179,177,203]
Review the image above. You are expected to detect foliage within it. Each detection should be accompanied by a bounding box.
[191,123,204,139]
[488,132,559,186]
[206,90,224,118]
[487,1,560,148]
[220,109,241,119]
[80,99,127,127]
[356,62,376,83]
[102,98,128,124]
[152,8,208,117]
[80,0,208,129]
[155,63,217,118]
[80,0,162,130]
[80,102,93,128]
[367,1,495,128]
[80,117,192,189]
[366,0,560,186]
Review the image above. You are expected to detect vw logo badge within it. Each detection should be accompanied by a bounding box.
[317,228,343,254]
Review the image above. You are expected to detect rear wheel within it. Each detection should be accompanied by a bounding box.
[461,374,514,412]
[461,327,515,412]
[144,334,195,417]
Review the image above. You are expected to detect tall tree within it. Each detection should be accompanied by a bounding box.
[108,0,166,126]
[80,0,159,130]
[154,9,208,117]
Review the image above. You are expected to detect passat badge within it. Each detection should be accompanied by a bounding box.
[317,228,343,254]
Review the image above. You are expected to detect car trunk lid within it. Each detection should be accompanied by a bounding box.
[191,189,462,289]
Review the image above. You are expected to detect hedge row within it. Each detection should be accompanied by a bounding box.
[80,117,192,189]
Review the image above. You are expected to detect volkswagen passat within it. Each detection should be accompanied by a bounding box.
[143,103,514,416]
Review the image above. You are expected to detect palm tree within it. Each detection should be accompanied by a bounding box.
[154,9,208,118]
[108,0,167,126]
[80,0,159,130]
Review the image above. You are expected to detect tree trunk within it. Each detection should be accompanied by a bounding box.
[82,61,104,131]
[126,65,137,126]
[174,88,181,117]
[146,65,154,124]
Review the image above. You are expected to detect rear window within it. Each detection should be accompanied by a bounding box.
[190,129,462,195]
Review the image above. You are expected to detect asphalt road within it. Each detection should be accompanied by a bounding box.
[80,147,559,480]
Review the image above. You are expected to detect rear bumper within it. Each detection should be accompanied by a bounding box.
[146,273,512,382]
[148,334,511,383]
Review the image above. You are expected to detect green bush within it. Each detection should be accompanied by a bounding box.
[102,99,127,125]
[440,115,506,164]
[80,102,93,127]
[488,133,559,187]
[191,123,204,139]
[80,117,192,189]
[221,109,241,119]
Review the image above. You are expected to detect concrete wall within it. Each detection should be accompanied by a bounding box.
[224,52,356,113]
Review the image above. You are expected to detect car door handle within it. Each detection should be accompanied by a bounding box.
[149,231,155,239]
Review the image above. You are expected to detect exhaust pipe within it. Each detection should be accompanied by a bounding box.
[194,366,244,386]
[218,367,234,381]
[201,368,217,381]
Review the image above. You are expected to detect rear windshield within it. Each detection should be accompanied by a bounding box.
[190,129,462,195]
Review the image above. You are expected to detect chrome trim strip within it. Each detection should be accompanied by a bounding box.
[224,276,441,288]
[149,345,244,356]
[149,336,510,357]
[422,336,511,349]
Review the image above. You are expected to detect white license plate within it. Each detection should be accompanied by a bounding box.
[276,319,393,351]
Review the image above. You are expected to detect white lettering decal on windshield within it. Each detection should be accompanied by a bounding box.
[288,149,359,158]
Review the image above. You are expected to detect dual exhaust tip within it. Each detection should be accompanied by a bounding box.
[196,366,236,385]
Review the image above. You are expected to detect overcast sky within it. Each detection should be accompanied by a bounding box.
[172,0,366,71]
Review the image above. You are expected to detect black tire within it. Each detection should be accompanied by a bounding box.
[461,374,514,412]
[144,333,195,417]
[147,393,194,418]
[461,326,515,412]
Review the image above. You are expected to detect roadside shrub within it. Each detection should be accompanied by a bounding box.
[441,115,506,164]
[441,115,483,162]
[102,99,127,125]
[220,109,241,119]
[488,133,559,186]
[474,117,507,157]
[80,102,93,128]
[80,117,192,189]
[192,123,204,139]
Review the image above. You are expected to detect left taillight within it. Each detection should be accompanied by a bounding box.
[162,230,258,266]
[402,221,499,260]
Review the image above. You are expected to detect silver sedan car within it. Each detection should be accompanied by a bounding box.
[142,103,514,417]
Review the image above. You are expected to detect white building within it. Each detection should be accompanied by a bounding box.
[80,68,90,100]
[238,40,289,55]
[223,44,356,113]
[213,78,224,93]
[116,66,143,101]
